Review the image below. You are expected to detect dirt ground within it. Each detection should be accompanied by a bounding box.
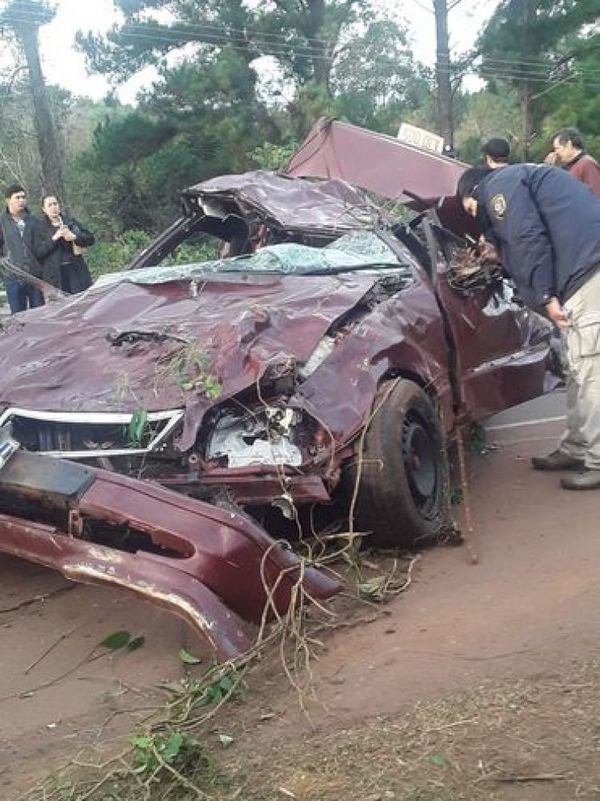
[3,401,600,799]
[226,660,600,800]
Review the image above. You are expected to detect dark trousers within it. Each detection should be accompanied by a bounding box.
[5,280,44,314]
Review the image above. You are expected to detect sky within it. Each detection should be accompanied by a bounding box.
[33,0,501,104]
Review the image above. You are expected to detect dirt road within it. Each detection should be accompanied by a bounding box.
[2,391,600,798]
[306,411,599,724]
[227,402,600,739]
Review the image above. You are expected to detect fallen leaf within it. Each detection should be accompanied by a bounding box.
[179,648,201,665]
[100,631,131,650]
[127,636,146,652]
[163,732,184,761]
[357,576,387,602]
[130,735,153,750]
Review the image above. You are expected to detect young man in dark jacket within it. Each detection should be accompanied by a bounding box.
[457,163,600,490]
[481,137,511,169]
[0,184,44,313]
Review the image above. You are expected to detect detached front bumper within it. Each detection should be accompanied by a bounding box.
[0,452,339,660]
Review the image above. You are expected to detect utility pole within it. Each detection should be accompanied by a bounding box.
[0,1,67,204]
[433,0,453,148]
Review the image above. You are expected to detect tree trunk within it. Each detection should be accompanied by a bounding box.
[304,0,331,92]
[519,0,536,160]
[520,85,533,160]
[433,0,453,147]
[18,24,67,206]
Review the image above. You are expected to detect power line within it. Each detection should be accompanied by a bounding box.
[0,6,439,59]
[329,60,595,88]
[3,12,414,65]
[530,72,578,101]
[17,9,308,51]
[105,23,334,54]
[2,14,338,61]
[433,64,584,85]
[2,7,597,75]
[3,9,600,89]
[69,30,600,87]
[479,54,582,70]
[457,64,554,78]
[0,7,341,49]
[478,56,563,69]
[72,20,411,66]
[73,24,600,79]
[4,19,323,56]
[437,63,555,80]
[480,60,600,79]
[407,0,434,14]
[3,4,598,69]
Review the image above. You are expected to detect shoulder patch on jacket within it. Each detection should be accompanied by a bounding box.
[491,193,507,220]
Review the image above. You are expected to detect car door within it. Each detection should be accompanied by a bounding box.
[423,218,555,421]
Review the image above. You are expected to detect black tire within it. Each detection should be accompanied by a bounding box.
[350,379,446,548]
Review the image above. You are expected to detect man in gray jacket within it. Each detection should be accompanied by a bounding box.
[0,184,44,313]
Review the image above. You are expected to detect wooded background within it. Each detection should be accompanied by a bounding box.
[0,0,599,274]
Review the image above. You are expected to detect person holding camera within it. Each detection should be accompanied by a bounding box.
[33,195,94,294]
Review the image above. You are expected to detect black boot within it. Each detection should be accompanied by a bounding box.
[531,450,584,471]
[561,470,600,490]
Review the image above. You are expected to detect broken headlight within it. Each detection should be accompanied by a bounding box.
[205,405,304,468]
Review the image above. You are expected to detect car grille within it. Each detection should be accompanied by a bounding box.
[0,408,184,459]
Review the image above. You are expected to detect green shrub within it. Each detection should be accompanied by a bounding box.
[86,230,153,278]
[86,229,218,279]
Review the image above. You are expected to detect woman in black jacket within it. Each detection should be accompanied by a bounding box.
[33,195,94,294]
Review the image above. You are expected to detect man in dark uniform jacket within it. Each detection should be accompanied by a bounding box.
[457,163,600,490]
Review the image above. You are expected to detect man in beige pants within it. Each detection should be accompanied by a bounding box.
[556,271,600,484]
[457,162,600,490]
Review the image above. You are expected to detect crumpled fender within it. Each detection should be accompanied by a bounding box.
[0,452,339,661]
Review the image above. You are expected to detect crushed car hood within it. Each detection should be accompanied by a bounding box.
[183,170,380,237]
[0,268,389,449]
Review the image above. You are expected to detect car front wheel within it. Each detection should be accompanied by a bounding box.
[350,379,447,548]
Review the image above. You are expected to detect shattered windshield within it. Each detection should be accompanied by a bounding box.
[95,232,413,287]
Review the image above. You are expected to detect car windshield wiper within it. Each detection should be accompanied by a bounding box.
[298,263,408,276]
[209,262,405,277]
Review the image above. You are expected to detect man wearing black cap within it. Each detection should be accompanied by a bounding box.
[482,138,511,169]
[457,162,600,491]
[0,184,44,313]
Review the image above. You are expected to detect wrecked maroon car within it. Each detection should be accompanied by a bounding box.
[0,165,557,656]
